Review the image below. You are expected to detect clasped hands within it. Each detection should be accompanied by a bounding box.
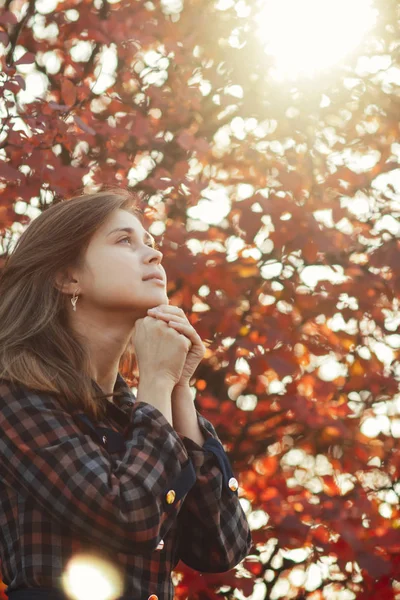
[147,304,206,387]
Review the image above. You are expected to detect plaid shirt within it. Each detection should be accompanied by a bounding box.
[0,374,253,599]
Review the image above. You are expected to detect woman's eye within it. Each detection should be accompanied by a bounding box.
[118,237,159,250]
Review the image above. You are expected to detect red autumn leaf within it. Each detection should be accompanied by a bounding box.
[14,75,26,90]
[176,130,195,151]
[321,475,341,496]
[14,52,35,65]
[0,11,18,25]
[0,161,21,181]
[356,552,392,579]
[61,79,77,107]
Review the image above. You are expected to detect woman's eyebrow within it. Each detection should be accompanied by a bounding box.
[107,227,155,245]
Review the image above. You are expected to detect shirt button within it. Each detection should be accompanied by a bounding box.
[148,595,158,600]
[155,539,164,550]
[228,477,238,491]
[165,489,176,504]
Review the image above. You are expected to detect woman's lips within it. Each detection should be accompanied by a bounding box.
[144,277,165,285]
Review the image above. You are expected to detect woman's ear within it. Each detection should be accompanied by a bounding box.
[54,269,79,296]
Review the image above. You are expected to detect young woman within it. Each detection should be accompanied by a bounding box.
[0,188,252,600]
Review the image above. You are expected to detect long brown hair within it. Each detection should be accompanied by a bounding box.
[0,187,143,422]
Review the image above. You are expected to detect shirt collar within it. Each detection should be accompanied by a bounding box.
[91,372,136,420]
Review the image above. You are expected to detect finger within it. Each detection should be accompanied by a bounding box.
[168,322,206,357]
[148,306,186,318]
[168,321,192,348]
[148,305,181,314]
[148,313,201,348]
[147,311,187,325]
[167,321,202,347]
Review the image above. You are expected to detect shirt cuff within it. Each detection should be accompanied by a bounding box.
[177,411,239,495]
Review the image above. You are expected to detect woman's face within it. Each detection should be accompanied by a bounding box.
[76,208,168,317]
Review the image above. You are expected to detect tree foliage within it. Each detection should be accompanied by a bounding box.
[1,0,400,597]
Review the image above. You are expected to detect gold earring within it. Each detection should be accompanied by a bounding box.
[71,289,79,312]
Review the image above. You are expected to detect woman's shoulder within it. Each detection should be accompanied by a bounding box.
[0,377,27,399]
[0,377,64,411]
[0,377,107,425]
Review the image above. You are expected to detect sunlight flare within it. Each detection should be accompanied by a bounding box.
[256,0,378,80]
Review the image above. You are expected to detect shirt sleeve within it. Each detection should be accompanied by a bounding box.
[176,409,253,572]
[0,381,197,554]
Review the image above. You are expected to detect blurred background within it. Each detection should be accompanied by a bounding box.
[0,0,400,598]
